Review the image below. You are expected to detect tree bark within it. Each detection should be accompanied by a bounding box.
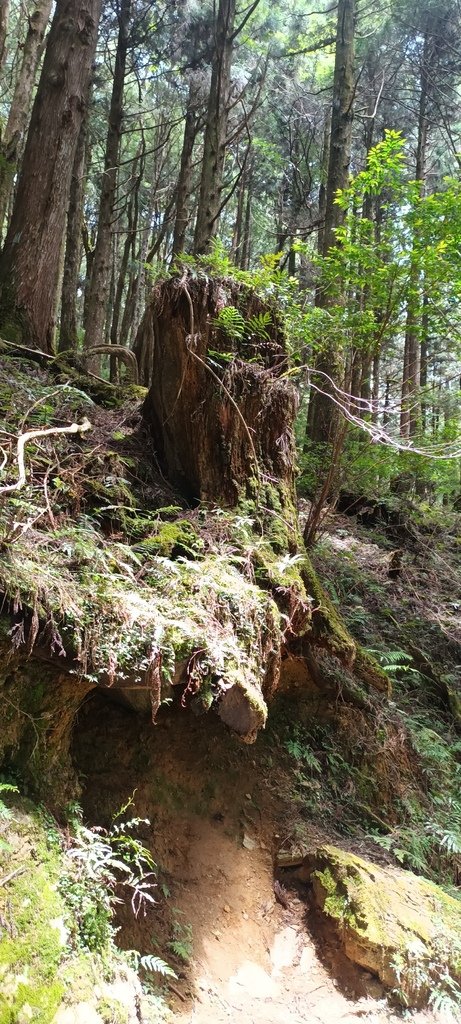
[400,35,428,439]
[120,183,158,349]
[231,161,246,262]
[371,351,380,424]
[172,80,201,255]
[110,144,143,349]
[0,0,53,237]
[306,0,355,449]
[83,0,130,352]
[59,101,89,352]
[137,273,295,505]
[0,0,9,72]
[0,0,101,353]
[193,0,236,254]
[240,166,253,270]
[317,112,330,258]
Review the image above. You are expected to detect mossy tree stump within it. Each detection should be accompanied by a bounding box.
[136,271,298,506]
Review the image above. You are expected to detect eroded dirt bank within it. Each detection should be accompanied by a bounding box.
[71,695,451,1024]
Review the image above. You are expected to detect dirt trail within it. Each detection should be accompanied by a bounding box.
[72,697,452,1024]
[170,816,445,1024]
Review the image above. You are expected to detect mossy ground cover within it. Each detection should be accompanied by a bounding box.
[0,790,172,1024]
[0,805,64,1023]
[306,508,461,882]
[0,351,385,752]
[0,355,297,737]
[268,502,461,931]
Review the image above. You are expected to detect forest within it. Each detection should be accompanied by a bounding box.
[0,1,460,1022]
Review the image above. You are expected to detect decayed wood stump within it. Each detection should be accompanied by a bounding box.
[134,272,298,505]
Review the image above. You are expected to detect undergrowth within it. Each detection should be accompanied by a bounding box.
[271,500,461,891]
[0,354,300,735]
[0,788,173,1022]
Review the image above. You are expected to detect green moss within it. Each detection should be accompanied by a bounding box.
[97,997,129,1024]
[299,557,355,660]
[136,520,204,559]
[313,867,349,920]
[0,807,65,1022]
[0,795,171,1023]
[309,845,461,1008]
[299,558,390,694]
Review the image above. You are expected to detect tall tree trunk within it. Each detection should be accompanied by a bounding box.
[105,234,116,350]
[84,0,130,351]
[317,113,330,258]
[193,0,236,254]
[172,80,201,256]
[0,0,101,352]
[240,167,253,270]
[231,160,246,262]
[420,289,429,432]
[110,145,143,348]
[59,100,89,352]
[303,0,355,545]
[371,351,380,424]
[120,184,158,349]
[400,34,429,439]
[357,119,375,417]
[0,0,9,72]
[306,0,355,449]
[0,0,52,237]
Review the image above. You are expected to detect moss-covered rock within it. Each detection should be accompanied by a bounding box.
[303,844,461,1008]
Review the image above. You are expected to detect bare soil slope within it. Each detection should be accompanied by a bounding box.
[72,695,453,1024]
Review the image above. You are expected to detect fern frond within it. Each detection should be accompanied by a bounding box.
[140,954,177,978]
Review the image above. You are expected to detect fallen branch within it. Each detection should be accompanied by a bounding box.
[0,418,92,495]
[0,866,26,887]
[168,984,187,1003]
[82,345,139,384]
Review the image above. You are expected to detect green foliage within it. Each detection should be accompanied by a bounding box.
[283,726,322,774]
[213,305,246,339]
[366,649,420,683]
[295,130,461,500]
[247,310,272,340]
[0,790,174,1023]
[312,512,461,887]
[269,708,370,825]
[213,305,273,346]
[61,797,157,953]
[0,780,18,821]
[391,934,461,1014]
[168,915,193,964]
[128,950,177,979]
[174,240,309,361]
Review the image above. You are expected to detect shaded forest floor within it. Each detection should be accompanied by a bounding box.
[0,354,460,1022]
[72,687,454,1024]
[71,502,461,1024]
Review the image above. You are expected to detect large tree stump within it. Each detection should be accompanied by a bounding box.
[135,272,298,506]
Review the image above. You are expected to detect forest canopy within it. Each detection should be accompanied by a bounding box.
[0,0,460,513]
